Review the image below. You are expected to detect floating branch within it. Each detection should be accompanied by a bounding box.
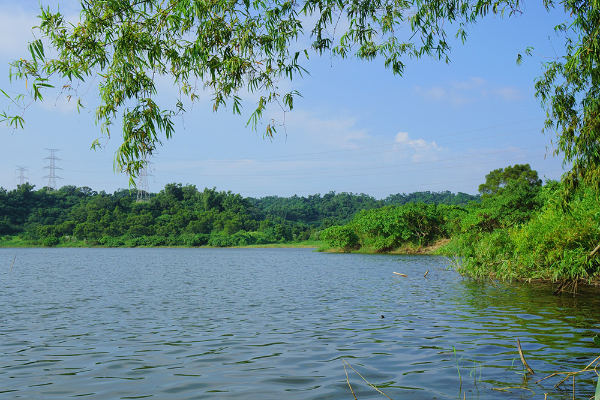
[393,272,407,277]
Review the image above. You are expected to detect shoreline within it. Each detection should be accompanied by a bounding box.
[318,238,451,255]
[0,241,323,250]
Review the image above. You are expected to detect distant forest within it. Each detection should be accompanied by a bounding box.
[0,183,479,247]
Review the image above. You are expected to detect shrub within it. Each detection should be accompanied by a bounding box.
[43,236,60,247]
[321,225,359,251]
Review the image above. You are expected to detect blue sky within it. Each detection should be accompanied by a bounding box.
[0,0,570,198]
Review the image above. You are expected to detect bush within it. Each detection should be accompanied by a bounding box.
[43,236,60,247]
[321,225,360,251]
[453,183,600,281]
[99,236,125,247]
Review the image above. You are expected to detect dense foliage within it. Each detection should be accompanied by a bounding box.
[320,164,600,283]
[448,181,600,282]
[2,0,595,189]
[321,203,465,252]
[0,184,476,248]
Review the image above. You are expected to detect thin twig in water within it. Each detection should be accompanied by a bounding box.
[535,373,557,384]
[343,360,358,400]
[492,386,536,394]
[551,354,600,388]
[424,270,429,277]
[10,255,16,271]
[342,359,392,399]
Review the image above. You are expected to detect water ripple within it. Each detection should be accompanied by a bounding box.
[1,248,599,399]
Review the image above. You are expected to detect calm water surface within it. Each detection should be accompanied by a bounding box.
[1,248,599,399]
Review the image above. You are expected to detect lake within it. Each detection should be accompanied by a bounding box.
[1,248,599,399]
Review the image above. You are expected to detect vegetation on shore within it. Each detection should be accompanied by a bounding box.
[0,183,477,249]
[320,164,600,284]
[3,163,599,284]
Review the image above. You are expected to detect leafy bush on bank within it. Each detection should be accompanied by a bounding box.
[451,183,600,281]
[321,203,460,252]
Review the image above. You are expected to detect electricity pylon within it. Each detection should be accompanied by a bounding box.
[15,165,29,187]
[42,148,62,192]
[136,160,153,202]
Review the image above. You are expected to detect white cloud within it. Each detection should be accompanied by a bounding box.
[451,77,486,90]
[395,131,409,143]
[493,86,524,101]
[394,131,442,162]
[285,109,370,149]
[414,85,446,100]
[415,77,526,106]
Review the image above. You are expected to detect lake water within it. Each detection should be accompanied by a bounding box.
[1,248,599,399]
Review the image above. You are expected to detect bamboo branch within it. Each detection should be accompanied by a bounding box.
[590,242,600,257]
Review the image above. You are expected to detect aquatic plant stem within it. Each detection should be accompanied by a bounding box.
[452,346,462,390]
[10,255,15,271]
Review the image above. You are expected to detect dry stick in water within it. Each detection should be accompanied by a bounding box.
[547,354,600,389]
[10,255,16,271]
[517,339,535,374]
[424,270,429,277]
[393,272,407,277]
[491,387,536,394]
[343,360,358,400]
[534,354,600,386]
[342,359,392,400]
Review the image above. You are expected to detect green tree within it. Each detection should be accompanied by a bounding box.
[478,164,542,198]
[3,0,594,188]
[533,1,600,198]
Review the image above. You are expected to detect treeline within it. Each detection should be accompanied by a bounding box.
[0,183,478,247]
[321,164,600,282]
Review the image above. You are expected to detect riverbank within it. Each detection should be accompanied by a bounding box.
[0,236,323,249]
[317,238,450,255]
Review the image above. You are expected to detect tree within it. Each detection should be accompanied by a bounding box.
[533,1,600,199]
[478,164,542,197]
[1,0,596,191]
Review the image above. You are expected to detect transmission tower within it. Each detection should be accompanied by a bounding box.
[136,160,154,202]
[42,148,63,192]
[14,165,29,187]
